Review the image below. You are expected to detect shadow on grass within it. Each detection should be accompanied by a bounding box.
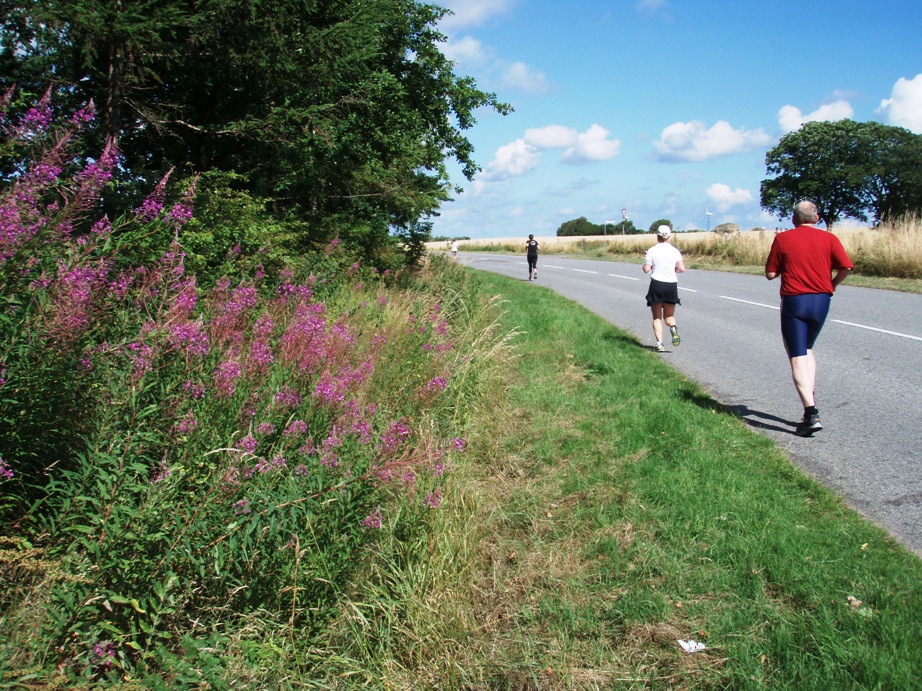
[677,388,797,434]
[600,331,645,349]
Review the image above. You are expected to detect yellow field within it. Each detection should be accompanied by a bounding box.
[430,216,922,280]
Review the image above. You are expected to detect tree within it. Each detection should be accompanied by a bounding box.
[612,219,638,235]
[860,122,922,223]
[760,120,869,226]
[648,219,672,234]
[0,0,511,252]
[760,120,922,226]
[557,217,601,236]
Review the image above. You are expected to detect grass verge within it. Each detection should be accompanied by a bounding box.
[377,268,922,689]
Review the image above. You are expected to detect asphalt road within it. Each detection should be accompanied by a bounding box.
[458,252,922,555]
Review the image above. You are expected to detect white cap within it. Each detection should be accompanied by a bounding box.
[657,224,672,238]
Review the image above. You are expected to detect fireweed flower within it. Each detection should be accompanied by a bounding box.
[134,168,172,221]
[425,487,443,509]
[213,359,242,397]
[379,419,411,455]
[182,379,206,399]
[166,175,198,231]
[151,458,171,483]
[422,376,448,393]
[256,422,275,436]
[284,420,309,437]
[175,414,197,435]
[274,387,302,408]
[169,322,209,356]
[362,508,382,529]
[235,435,258,455]
[92,641,117,670]
[0,457,13,481]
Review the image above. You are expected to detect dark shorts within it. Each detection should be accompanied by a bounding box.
[646,278,680,307]
[780,293,831,357]
[527,255,538,268]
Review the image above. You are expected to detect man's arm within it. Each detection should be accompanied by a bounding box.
[765,270,778,281]
[831,267,852,291]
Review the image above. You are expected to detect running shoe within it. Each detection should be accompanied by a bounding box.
[654,343,665,353]
[670,325,681,346]
[533,269,538,279]
[794,412,822,436]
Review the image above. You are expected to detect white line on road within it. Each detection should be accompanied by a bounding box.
[831,320,922,342]
[608,274,640,281]
[719,296,921,341]
[679,286,698,292]
[720,296,779,310]
[544,264,565,269]
[574,269,598,274]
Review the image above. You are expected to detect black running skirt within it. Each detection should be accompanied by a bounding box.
[645,278,681,306]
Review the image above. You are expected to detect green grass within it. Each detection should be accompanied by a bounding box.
[390,268,922,689]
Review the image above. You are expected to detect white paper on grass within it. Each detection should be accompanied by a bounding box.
[677,639,707,653]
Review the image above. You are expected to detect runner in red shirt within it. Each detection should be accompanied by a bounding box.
[765,200,853,436]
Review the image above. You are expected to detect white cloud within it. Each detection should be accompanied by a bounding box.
[655,120,771,161]
[877,74,922,134]
[480,125,619,183]
[706,183,753,212]
[499,61,550,94]
[777,100,854,133]
[525,124,620,162]
[438,0,515,31]
[441,36,491,67]
[524,125,576,149]
[565,124,622,162]
[480,139,541,181]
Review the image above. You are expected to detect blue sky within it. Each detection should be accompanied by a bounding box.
[429,0,922,238]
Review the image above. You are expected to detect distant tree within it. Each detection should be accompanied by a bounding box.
[648,219,672,234]
[860,122,922,223]
[612,219,638,235]
[760,120,922,226]
[557,217,602,236]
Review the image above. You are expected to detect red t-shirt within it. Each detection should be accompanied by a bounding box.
[765,225,853,296]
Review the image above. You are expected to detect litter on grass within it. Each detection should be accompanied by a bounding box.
[678,639,707,653]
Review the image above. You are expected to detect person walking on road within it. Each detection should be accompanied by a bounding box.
[765,200,853,436]
[525,234,539,280]
[643,225,685,352]
[450,239,459,259]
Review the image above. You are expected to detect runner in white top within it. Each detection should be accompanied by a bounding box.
[642,225,685,352]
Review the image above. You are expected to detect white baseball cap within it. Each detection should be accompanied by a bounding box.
[657,224,672,238]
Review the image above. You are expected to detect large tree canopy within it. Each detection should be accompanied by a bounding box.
[760,120,922,226]
[0,0,510,246]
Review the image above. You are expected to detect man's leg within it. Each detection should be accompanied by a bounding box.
[789,350,816,408]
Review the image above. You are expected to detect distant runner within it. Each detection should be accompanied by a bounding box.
[525,234,539,280]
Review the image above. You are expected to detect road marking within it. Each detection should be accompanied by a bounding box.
[679,286,698,292]
[719,298,921,341]
[544,264,565,269]
[574,269,598,274]
[608,273,640,281]
[831,320,922,342]
[720,296,779,310]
